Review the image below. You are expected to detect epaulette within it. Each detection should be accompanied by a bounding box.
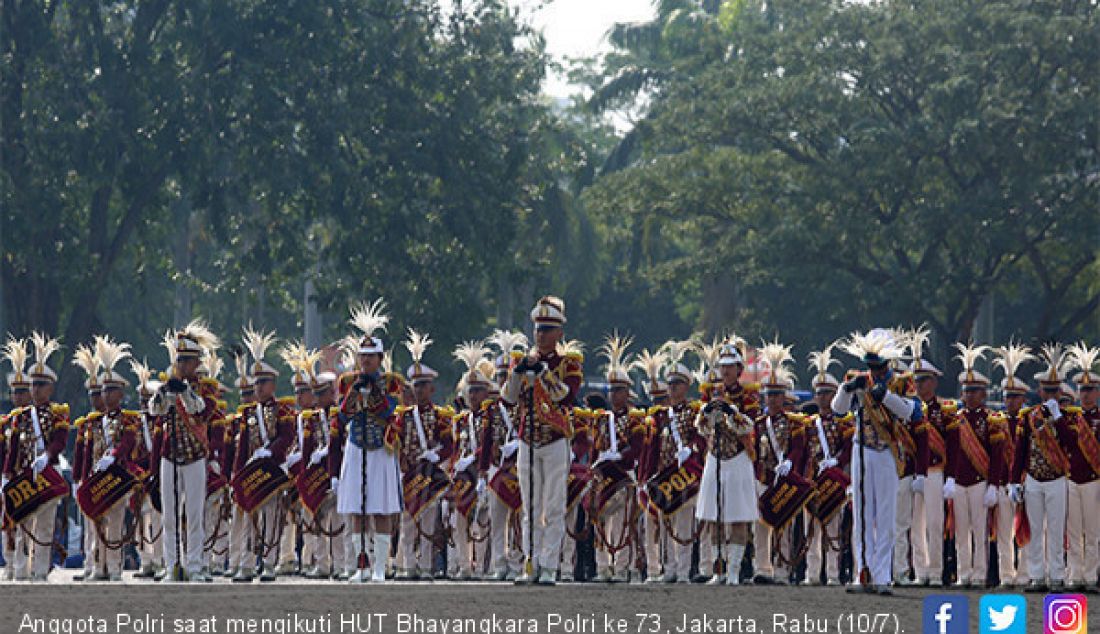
[328,405,339,418]
[395,405,412,416]
[1065,406,1083,415]
[743,382,761,393]
[837,412,855,423]
[337,372,358,394]
[437,405,456,419]
[86,411,103,422]
[382,372,407,395]
[571,407,593,420]
[199,377,220,390]
[277,396,296,406]
[629,408,646,418]
[51,403,70,417]
[941,401,958,414]
[1019,406,1033,416]
[237,403,252,414]
[216,399,228,411]
[647,405,664,416]
[841,426,856,438]
[689,400,702,412]
[563,351,584,364]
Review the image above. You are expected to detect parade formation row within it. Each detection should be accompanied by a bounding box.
[2,296,1099,595]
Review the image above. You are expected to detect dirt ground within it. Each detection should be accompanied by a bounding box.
[0,569,1059,634]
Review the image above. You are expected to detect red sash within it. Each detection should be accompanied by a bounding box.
[926,425,947,463]
[1029,412,1070,474]
[956,418,990,480]
[1071,414,1100,477]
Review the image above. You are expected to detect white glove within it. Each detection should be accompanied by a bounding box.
[596,450,622,464]
[95,455,115,472]
[775,459,792,477]
[330,477,339,491]
[209,460,221,475]
[983,484,998,508]
[501,440,519,459]
[943,477,957,500]
[252,448,272,460]
[309,448,328,466]
[286,452,302,469]
[476,477,487,496]
[455,455,475,473]
[1044,399,1062,420]
[32,453,48,476]
[1,476,9,489]
[1008,483,1023,504]
[441,500,449,517]
[420,449,440,464]
[676,447,692,466]
[911,475,925,494]
[818,458,838,474]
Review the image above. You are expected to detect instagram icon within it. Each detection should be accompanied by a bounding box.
[1044,595,1087,634]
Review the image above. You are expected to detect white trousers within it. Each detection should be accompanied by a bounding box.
[278,501,300,567]
[953,483,988,583]
[203,489,229,569]
[489,494,522,574]
[851,445,898,586]
[2,526,14,579]
[159,458,206,575]
[228,504,250,571]
[89,504,127,576]
[559,504,583,575]
[805,509,842,583]
[645,507,693,579]
[1023,475,1066,583]
[82,515,97,576]
[993,485,1021,584]
[399,500,438,573]
[1066,479,1100,584]
[517,439,568,571]
[14,500,58,579]
[140,498,162,568]
[594,487,636,573]
[307,504,346,573]
[912,470,944,579]
[893,475,914,577]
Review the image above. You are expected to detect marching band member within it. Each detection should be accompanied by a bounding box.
[907,328,951,587]
[300,368,345,579]
[634,346,669,582]
[224,354,254,579]
[1063,343,1100,591]
[478,329,528,581]
[753,341,807,585]
[78,336,140,581]
[944,343,1006,588]
[332,300,404,583]
[589,333,646,583]
[150,321,222,582]
[449,341,494,579]
[991,342,1034,587]
[231,326,294,582]
[128,358,164,579]
[2,333,69,581]
[1013,344,1074,592]
[695,339,759,585]
[802,344,853,586]
[639,341,701,583]
[834,330,921,595]
[199,350,232,578]
[275,342,318,576]
[1,337,33,581]
[395,328,453,580]
[70,341,104,581]
[504,296,583,586]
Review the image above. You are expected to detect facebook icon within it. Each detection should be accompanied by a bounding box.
[923,595,968,634]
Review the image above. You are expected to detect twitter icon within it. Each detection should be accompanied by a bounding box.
[980,594,1026,634]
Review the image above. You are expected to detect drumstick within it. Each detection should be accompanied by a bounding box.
[524,370,535,582]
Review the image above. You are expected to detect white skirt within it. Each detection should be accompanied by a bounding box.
[336,439,404,515]
[695,451,759,523]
